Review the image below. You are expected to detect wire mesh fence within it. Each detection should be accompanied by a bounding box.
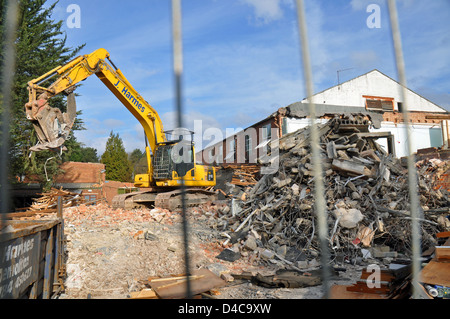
[0,0,438,299]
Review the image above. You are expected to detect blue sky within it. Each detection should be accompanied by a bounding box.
[47,0,450,154]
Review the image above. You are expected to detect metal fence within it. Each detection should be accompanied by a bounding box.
[0,0,425,299]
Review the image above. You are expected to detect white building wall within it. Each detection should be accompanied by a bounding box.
[284,118,329,133]
[303,70,446,113]
[296,70,447,157]
[284,117,443,158]
[370,122,443,157]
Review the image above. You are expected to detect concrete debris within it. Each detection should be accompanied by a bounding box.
[216,248,242,262]
[209,116,450,275]
[333,207,364,229]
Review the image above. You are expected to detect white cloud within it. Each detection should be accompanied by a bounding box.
[350,0,370,11]
[241,0,290,24]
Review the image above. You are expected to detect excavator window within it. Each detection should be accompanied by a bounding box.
[153,142,194,180]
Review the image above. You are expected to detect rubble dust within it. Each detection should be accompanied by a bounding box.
[58,203,360,299]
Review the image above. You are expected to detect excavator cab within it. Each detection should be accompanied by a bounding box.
[153,142,194,180]
[151,129,215,187]
[158,129,195,178]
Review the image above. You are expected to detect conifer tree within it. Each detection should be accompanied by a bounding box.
[101,131,133,182]
[0,0,85,186]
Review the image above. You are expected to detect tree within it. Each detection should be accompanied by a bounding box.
[128,148,148,177]
[66,142,99,163]
[129,149,144,166]
[101,131,132,182]
[62,118,99,163]
[0,0,85,187]
[80,147,99,163]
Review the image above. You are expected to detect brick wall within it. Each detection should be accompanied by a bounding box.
[102,180,135,205]
[382,111,442,124]
[55,162,106,184]
[435,171,450,191]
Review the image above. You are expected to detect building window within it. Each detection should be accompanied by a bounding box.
[282,117,288,136]
[262,123,272,141]
[217,145,223,164]
[363,95,394,111]
[225,139,236,162]
[245,135,252,162]
[84,194,97,205]
[261,123,272,154]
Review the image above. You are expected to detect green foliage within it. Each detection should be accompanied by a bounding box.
[70,146,99,163]
[0,0,86,185]
[101,131,133,182]
[128,148,148,176]
[61,111,99,163]
[128,148,143,165]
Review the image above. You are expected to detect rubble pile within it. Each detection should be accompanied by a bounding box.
[222,164,260,187]
[64,203,183,228]
[212,117,450,267]
[215,164,259,200]
[8,188,86,220]
[30,187,85,211]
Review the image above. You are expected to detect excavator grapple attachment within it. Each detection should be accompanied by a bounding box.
[25,92,76,152]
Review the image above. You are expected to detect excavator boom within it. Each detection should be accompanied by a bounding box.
[25,48,165,155]
[25,48,216,210]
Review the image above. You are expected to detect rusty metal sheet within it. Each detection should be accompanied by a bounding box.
[0,219,60,241]
[0,232,41,298]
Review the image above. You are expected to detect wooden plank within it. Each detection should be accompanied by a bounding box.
[330,285,387,299]
[420,260,450,287]
[436,231,450,238]
[326,141,337,159]
[331,159,372,177]
[346,282,391,295]
[129,289,159,299]
[150,274,204,283]
[2,209,58,219]
[425,114,450,120]
[359,271,395,282]
[435,246,450,261]
[149,268,226,299]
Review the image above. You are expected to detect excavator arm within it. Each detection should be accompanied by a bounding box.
[25,48,216,205]
[25,48,166,156]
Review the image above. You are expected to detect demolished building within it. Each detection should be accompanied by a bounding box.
[197,69,449,165]
[205,116,449,298]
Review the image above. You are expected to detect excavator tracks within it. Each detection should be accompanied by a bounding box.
[112,188,217,211]
[155,188,218,211]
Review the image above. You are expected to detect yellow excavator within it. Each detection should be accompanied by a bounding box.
[24,48,216,210]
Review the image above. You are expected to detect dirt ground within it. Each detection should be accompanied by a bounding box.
[58,202,362,299]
